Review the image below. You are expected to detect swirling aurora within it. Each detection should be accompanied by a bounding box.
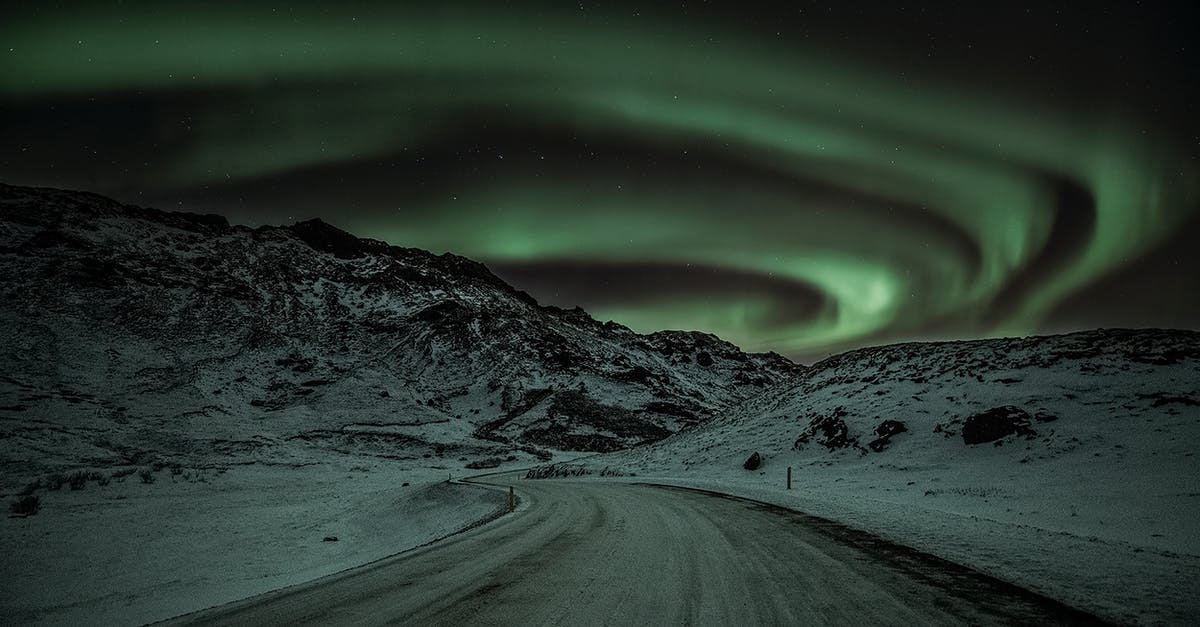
[2,2,1196,359]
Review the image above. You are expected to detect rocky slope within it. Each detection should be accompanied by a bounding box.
[0,183,800,480]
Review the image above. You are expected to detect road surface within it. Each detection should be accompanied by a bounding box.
[166,475,1102,626]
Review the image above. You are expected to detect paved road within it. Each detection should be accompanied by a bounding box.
[167,475,1101,626]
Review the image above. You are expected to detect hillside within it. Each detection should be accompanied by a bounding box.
[0,182,799,483]
[571,328,1200,624]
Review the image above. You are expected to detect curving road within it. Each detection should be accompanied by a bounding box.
[166,475,1102,626]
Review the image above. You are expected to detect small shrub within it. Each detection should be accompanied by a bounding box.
[10,495,40,516]
[169,464,183,476]
[138,468,156,484]
[66,470,107,490]
[67,470,90,490]
[525,463,591,479]
[111,467,136,479]
[18,479,42,496]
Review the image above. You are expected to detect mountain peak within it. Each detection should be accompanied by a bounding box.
[286,218,379,260]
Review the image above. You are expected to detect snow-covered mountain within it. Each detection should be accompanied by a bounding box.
[0,183,800,478]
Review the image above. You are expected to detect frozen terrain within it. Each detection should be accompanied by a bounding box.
[0,459,520,626]
[565,329,1200,625]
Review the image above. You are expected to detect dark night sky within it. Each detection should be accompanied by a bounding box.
[2,1,1197,360]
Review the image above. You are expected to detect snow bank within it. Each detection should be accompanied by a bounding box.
[0,461,507,626]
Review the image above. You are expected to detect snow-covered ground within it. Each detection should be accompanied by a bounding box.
[566,330,1200,625]
[0,457,514,626]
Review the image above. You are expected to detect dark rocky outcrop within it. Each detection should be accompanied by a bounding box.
[867,419,908,452]
[961,406,1038,445]
[794,407,859,451]
[289,219,379,259]
[743,451,762,470]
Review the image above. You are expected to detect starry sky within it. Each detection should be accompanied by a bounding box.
[2,1,1197,361]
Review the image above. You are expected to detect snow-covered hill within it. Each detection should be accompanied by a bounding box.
[0,183,799,482]
[574,328,1200,624]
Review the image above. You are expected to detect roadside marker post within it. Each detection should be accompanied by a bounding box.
[507,486,515,512]
[787,466,792,490]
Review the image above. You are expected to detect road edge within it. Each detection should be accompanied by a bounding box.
[149,476,526,626]
[636,481,1115,627]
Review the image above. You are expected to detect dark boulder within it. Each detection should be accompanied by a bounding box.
[961,406,1037,445]
[743,452,762,470]
[867,420,908,452]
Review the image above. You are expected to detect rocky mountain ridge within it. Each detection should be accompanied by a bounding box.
[0,183,801,477]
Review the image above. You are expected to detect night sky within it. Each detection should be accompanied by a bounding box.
[2,1,1197,360]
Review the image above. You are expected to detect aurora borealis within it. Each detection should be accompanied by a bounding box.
[2,2,1197,360]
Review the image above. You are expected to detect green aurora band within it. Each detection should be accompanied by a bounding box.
[2,4,1196,358]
